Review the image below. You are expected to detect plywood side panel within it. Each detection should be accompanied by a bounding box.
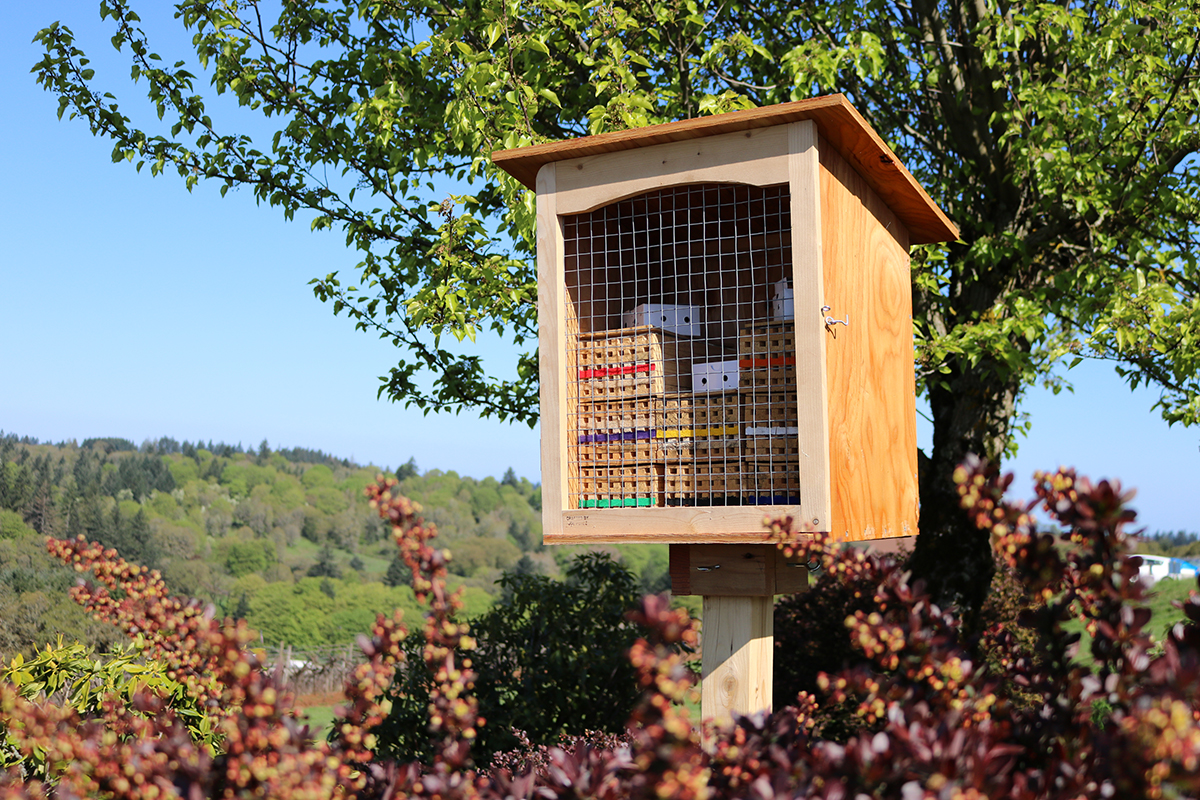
[818,145,920,541]
[788,121,831,532]
[537,164,569,539]
[554,127,789,215]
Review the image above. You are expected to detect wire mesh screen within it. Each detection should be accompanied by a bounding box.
[562,183,800,509]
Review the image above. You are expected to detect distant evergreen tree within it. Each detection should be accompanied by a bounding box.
[0,446,35,515]
[300,512,322,544]
[1150,530,1200,549]
[72,451,103,495]
[319,577,337,599]
[384,556,411,588]
[275,446,356,469]
[82,437,137,454]
[23,484,58,536]
[307,544,342,579]
[100,503,128,557]
[232,592,251,620]
[501,467,519,488]
[507,518,533,552]
[509,554,540,577]
[202,457,224,481]
[394,458,418,481]
[349,555,366,572]
[131,507,159,568]
[98,454,175,501]
[95,504,159,568]
[67,493,105,541]
[0,438,15,511]
[501,554,542,602]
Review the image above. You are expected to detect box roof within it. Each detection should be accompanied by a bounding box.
[491,94,958,244]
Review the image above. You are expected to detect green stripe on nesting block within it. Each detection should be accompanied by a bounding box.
[579,497,656,508]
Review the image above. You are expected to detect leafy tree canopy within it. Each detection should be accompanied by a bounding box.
[32,0,1200,429]
[31,0,1200,611]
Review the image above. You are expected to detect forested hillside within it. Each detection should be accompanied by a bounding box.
[0,431,671,660]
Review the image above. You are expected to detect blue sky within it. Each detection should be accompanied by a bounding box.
[3,4,1196,534]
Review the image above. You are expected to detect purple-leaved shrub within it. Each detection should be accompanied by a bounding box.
[2,461,1200,799]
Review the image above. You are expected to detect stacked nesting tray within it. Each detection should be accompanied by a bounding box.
[571,322,800,508]
[573,327,679,507]
[738,322,800,505]
[661,391,741,506]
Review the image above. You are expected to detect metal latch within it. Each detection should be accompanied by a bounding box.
[821,305,849,336]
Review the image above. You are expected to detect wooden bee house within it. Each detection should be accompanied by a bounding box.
[492,95,958,548]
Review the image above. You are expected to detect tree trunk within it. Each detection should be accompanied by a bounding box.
[908,356,1020,632]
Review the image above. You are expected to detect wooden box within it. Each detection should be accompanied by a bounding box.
[492,95,958,544]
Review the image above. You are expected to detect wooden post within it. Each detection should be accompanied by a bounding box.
[670,544,809,724]
[701,595,773,725]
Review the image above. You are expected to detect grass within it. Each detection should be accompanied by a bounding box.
[299,705,337,740]
[293,692,343,741]
[1064,576,1197,665]
[1142,576,1197,638]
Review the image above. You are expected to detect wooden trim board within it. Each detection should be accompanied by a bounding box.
[551,126,790,215]
[536,163,568,539]
[548,506,804,544]
[788,121,832,533]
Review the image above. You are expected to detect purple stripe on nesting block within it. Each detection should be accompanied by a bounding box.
[577,428,656,444]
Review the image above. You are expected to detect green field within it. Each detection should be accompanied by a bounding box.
[1065,576,1197,665]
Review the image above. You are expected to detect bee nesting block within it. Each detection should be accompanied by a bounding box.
[577,463,664,508]
[663,462,693,504]
[742,398,798,426]
[658,394,738,440]
[657,438,695,461]
[739,365,797,392]
[577,429,656,444]
[658,425,739,440]
[694,392,740,428]
[694,461,742,505]
[695,438,742,460]
[742,461,801,505]
[743,437,800,460]
[660,394,694,429]
[578,440,657,465]
[738,322,795,358]
[575,327,689,393]
[577,374,660,400]
[664,460,741,505]
[577,397,656,435]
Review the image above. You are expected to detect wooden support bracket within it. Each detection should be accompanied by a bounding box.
[670,543,810,728]
[669,543,809,597]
